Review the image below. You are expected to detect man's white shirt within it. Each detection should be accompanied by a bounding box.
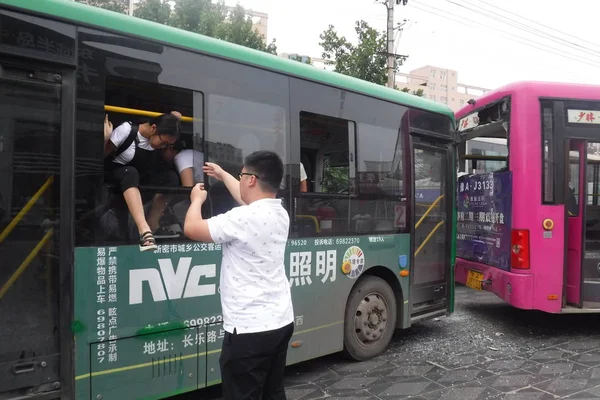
[207,198,294,334]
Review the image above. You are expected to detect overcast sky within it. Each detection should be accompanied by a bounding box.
[218,0,600,90]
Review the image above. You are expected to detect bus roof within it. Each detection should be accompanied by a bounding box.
[0,0,455,122]
[456,80,600,119]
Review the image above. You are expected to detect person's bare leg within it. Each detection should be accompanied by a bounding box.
[122,187,152,240]
[147,193,169,232]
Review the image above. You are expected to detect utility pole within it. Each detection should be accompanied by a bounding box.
[380,0,409,88]
[128,0,134,16]
[386,0,395,88]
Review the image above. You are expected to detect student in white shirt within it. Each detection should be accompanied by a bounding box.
[103,112,181,251]
[160,145,205,231]
[184,151,294,400]
[300,162,308,192]
[162,144,204,187]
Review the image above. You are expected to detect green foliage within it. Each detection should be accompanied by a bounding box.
[76,0,277,54]
[75,0,127,13]
[218,5,276,54]
[319,20,388,85]
[401,87,425,97]
[322,159,349,194]
[133,0,171,24]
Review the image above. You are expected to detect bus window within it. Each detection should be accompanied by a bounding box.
[299,111,355,195]
[296,112,355,236]
[465,138,508,174]
[458,98,509,176]
[568,148,580,216]
[542,104,554,203]
[77,76,199,247]
[206,94,287,216]
[355,121,406,234]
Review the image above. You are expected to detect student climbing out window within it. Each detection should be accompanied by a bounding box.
[103,111,181,251]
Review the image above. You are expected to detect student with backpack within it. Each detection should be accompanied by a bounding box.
[103,111,181,251]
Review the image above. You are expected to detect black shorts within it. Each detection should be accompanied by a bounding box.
[107,164,180,193]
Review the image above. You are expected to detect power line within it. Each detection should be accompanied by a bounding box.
[476,0,600,51]
[447,0,600,60]
[411,0,600,70]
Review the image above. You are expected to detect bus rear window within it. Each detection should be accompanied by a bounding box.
[458,97,510,176]
[464,138,508,174]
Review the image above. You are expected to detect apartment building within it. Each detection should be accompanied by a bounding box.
[396,65,490,111]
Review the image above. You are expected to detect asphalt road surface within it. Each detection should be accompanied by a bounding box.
[174,284,600,399]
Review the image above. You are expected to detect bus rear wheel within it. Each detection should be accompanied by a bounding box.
[343,275,397,361]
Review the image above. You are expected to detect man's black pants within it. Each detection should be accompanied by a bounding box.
[219,322,294,400]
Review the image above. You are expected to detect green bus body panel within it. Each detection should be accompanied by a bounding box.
[74,235,410,400]
[0,0,454,120]
[0,2,456,399]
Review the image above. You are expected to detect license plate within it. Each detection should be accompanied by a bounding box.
[466,270,484,291]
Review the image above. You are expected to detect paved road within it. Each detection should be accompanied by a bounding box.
[175,285,600,399]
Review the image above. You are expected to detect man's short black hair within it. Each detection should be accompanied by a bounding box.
[244,151,283,193]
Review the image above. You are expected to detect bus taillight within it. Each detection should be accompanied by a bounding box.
[511,229,530,269]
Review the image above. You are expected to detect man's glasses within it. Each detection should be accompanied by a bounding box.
[239,172,260,179]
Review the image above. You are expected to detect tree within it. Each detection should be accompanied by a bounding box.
[319,20,389,85]
[75,0,127,13]
[134,0,171,25]
[217,5,276,54]
[170,0,227,38]
[401,87,425,97]
[79,0,277,55]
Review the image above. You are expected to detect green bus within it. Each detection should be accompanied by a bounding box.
[0,0,457,399]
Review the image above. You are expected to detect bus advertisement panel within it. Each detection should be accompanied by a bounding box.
[456,171,512,273]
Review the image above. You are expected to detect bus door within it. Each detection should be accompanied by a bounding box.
[565,140,585,307]
[0,57,73,397]
[410,137,453,320]
[576,141,600,308]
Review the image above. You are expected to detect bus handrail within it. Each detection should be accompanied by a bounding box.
[460,154,507,161]
[415,194,444,230]
[0,229,53,300]
[0,175,54,245]
[105,105,195,122]
[415,221,444,257]
[296,214,321,233]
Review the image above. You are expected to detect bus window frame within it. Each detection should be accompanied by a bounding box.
[540,98,600,206]
[541,100,555,204]
[457,95,511,176]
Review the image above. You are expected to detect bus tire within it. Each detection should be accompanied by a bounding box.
[343,275,397,361]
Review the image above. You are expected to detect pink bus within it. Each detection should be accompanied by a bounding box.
[454,81,600,313]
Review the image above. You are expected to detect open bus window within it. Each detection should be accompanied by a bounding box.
[458,98,510,176]
[294,112,355,237]
[464,138,508,174]
[78,77,200,247]
[294,111,408,238]
[299,111,355,195]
